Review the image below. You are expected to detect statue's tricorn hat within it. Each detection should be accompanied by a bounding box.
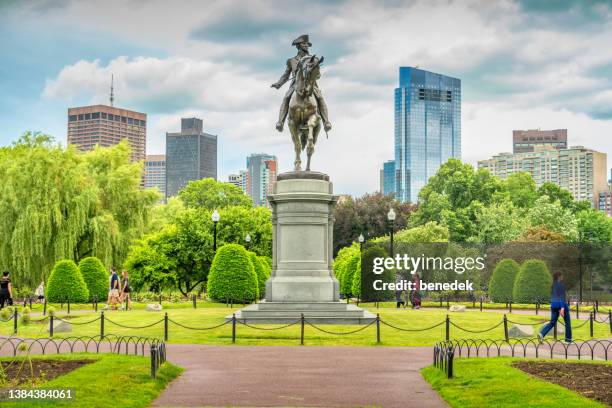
[292,34,312,46]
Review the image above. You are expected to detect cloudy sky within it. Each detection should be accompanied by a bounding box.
[1,0,612,195]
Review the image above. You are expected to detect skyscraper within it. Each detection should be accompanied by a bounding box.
[394,67,461,203]
[513,129,567,153]
[228,170,248,193]
[246,154,277,207]
[144,154,166,197]
[381,160,396,196]
[67,105,146,162]
[165,118,217,198]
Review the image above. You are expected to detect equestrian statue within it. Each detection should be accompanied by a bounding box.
[271,34,331,171]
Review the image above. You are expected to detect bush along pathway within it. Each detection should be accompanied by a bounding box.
[152,344,448,408]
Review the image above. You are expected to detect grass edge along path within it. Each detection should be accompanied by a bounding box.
[0,353,182,408]
[421,357,610,408]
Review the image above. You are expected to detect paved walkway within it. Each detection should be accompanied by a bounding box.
[152,345,447,408]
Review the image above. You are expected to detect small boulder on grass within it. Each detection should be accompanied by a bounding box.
[48,320,72,333]
[508,324,534,337]
[449,305,466,312]
[146,304,163,312]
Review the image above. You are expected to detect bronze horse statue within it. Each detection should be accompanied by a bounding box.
[288,55,325,171]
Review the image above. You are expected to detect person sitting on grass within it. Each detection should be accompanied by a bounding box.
[538,272,572,344]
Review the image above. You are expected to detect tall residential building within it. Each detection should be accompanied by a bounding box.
[394,67,461,203]
[228,170,248,192]
[144,154,166,197]
[513,129,567,153]
[598,189,612,217]
[381,160,396,196]
[165,118,217,198]
[478,145,608,206]
[67,105,146,162]
[246,153,277,207]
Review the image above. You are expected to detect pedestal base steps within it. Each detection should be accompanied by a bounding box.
[226,301,377,325]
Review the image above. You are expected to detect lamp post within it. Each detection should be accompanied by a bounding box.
[387,208,396,257]
[358,233,365,253]
[245,233,251,251]
[211,210,220,252]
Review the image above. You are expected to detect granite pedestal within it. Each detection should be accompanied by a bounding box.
[228,172,375,324]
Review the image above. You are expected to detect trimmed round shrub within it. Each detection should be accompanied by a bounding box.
[207,244,258,303]
[249,252,269,299]
[513,259,552,304]
[340,253,360,296]
[334,244,359,291]
[46,259,89,303]
[488,259,520,303]
[260,256,272,270]
[78,257,109,302]
[351,257,362,297]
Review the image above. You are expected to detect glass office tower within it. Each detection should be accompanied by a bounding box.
[394,67,461,203]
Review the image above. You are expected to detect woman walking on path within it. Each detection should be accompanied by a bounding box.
[539,272,572,343]
[0,271,13,308]
[120,270,132,311]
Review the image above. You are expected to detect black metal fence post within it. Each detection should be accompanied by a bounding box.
[232,313,236,343]
[608,310,611,334]
[376,314,381,344]
[13,308,17,334]
[100,311,105,338]
[67,297,70,314]
[503,314,509,341]
[164,312,168,341]
[480,298,483,312]
[49,315,54,337]
[576,302,579,319]
[28,297,32,309]
[445,315,450,341]
[150,345,158,379]
[553,321,558,340]
[509,302,512,314]
[589,312,594,338]
[535,301,539,315]
[192,294,196,309]
[447,348,454,379]
[300,314,305,345]
[159,294,162,305]
[43,299,47,316]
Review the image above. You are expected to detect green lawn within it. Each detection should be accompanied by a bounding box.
[2,304,609,346]
[0,353,182,408]
[421,357,610,408]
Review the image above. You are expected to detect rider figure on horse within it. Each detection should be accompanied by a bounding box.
[271,34,332,133]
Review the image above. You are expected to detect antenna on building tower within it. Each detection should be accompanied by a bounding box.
[110,74,115,107]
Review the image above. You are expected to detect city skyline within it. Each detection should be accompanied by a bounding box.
[2,1,612,196]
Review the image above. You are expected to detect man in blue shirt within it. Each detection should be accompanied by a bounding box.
[538,272,572,343]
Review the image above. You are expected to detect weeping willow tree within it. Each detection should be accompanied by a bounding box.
[0,132,158,287]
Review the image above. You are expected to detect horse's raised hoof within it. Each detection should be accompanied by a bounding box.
[324,122,332,132]
[276,122,284,132]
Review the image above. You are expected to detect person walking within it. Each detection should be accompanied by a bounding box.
[411,273,422,309]
[35,281,45,302]
[538,272,572,343]
[105,268,121,310]
[120,270,131,311]
[0,271,13,309]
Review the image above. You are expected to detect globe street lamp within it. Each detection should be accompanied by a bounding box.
[245,233,251,250]
[387,208,396,257]
[358,233,365,253]
[211,210,220,252]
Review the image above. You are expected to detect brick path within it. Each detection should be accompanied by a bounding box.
[152,345,447,408]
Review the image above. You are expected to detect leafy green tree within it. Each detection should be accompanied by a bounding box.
[526,196,578,241]
[333,193,414,255]
[374,222,449,244]
[351,257,362,298]
[474,202,527,243]
[503,172,538,208]
[513,260,552,303]
[0,134,157,287]
[207,244,258,302]
[78,257,108,302]
[340,252,360,296]
[576,209,612,243]
[516,226,566,242]
[249,252,269,299]
[488,259,520,302]
[179,178,252,210]
[145,197,185,234]
[537,182,574,209]
[216,206,272,257]
[46,259,89,303]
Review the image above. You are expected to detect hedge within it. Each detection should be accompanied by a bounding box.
[513,259,552,303]
[340,252,360,296]
[46,259,89,303]
[360,246,394,302]
[207,244,258,303]
[249,252,269,299]
[78,257,108,302]
[488,259,520,303]
[351,257,362,297]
